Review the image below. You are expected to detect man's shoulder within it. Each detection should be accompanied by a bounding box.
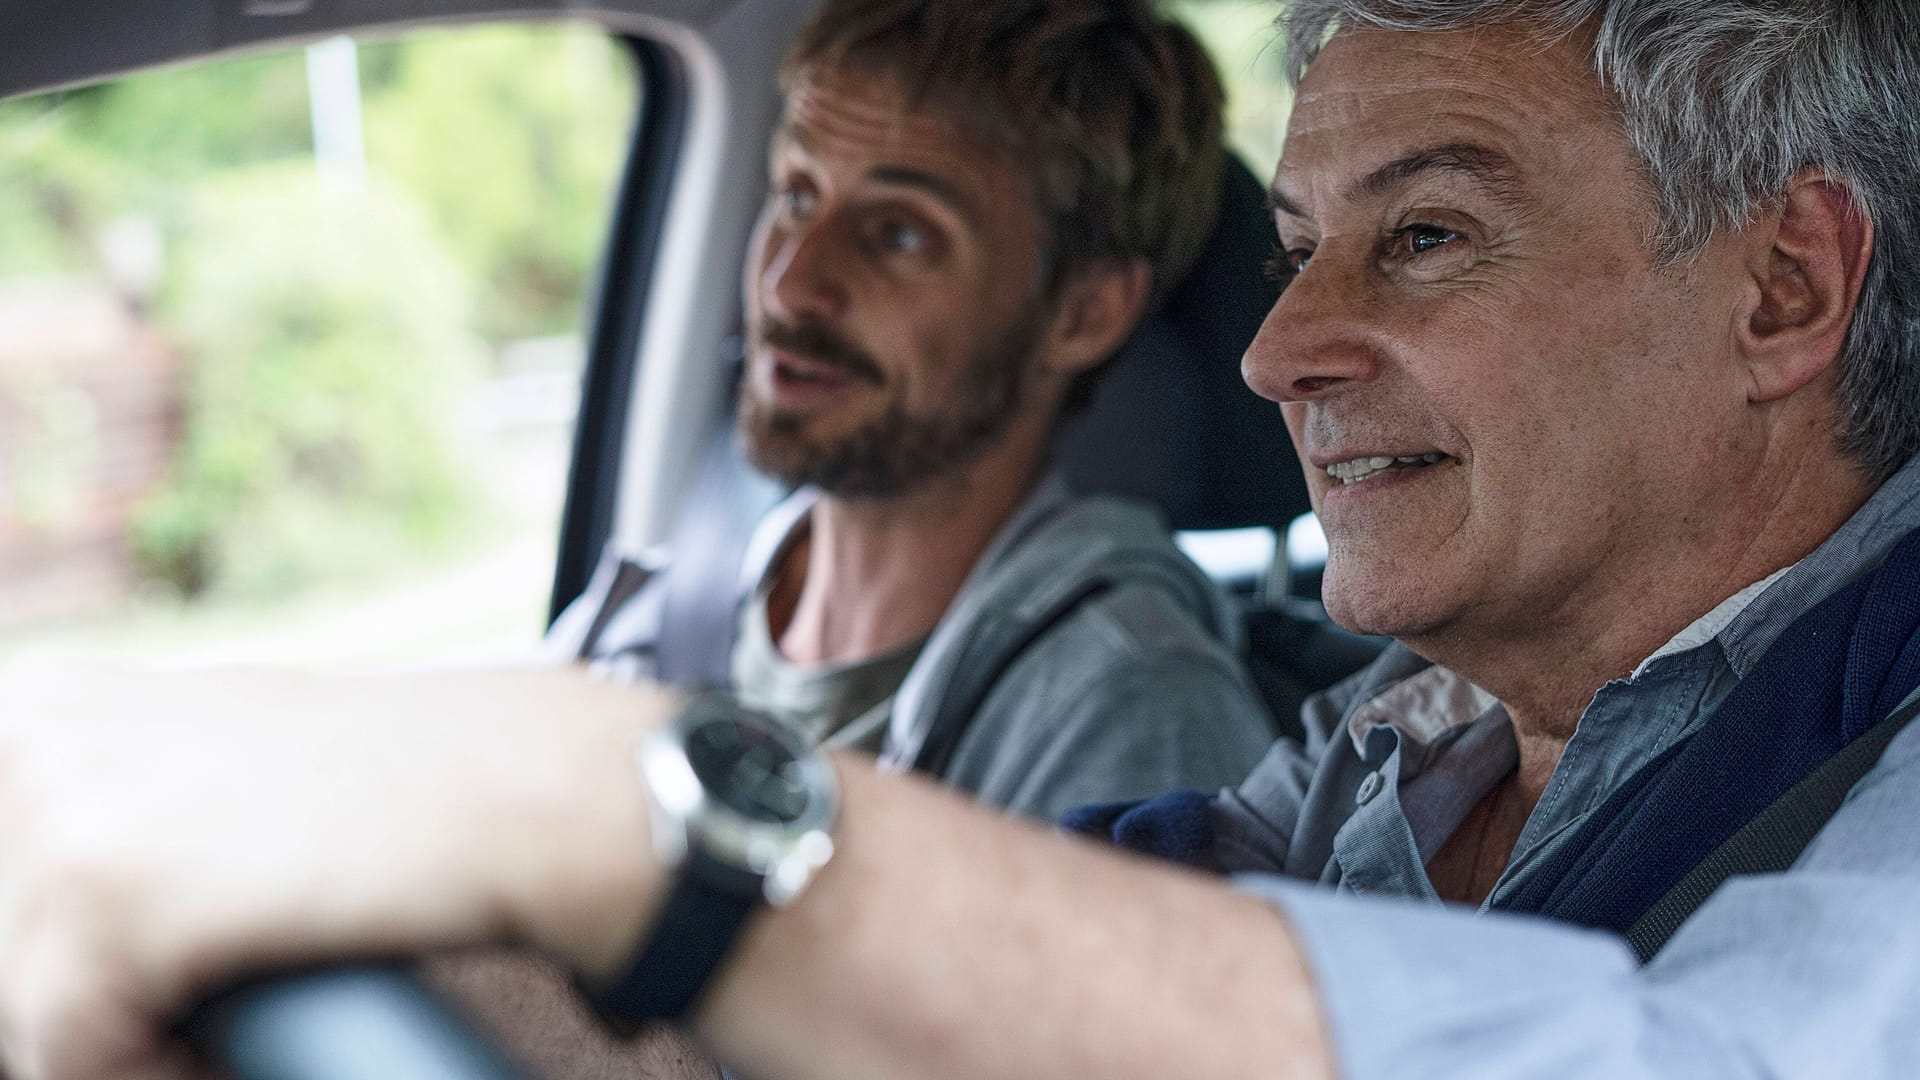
[943,584,1279,818]
[1011,490,1178,554]
[920,493,1276,811]
[936,490,1246,692]
[956,496,1277,741]
[967,491,1226,627]
[1014,574,1237,675]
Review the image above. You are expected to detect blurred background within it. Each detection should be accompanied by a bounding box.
[0,1,1293,672]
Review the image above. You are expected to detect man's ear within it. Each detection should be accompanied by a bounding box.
[1736,169,1874,403]
[1039,257,1152,378]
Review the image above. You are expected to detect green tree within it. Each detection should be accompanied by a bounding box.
[0,52,311,277]
[361,25,635,342]
[133,166,482,599]
[1165,0,1293,176]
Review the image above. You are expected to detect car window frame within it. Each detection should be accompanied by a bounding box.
[550,33,689,622]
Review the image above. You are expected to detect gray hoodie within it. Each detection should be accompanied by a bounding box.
[870,476,1278,820]
[556,474,1278,822]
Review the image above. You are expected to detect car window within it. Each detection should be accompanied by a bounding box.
[1170,0,1295,177]
[0,23,640,671]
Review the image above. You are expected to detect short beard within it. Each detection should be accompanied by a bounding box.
[738,302,1048,500]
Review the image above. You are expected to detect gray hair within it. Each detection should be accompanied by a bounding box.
[1280,1,1920,479]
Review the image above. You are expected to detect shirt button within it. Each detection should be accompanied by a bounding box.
[1355,771,1384,806]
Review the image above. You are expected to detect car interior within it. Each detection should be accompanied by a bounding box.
[0,0,1384,1073]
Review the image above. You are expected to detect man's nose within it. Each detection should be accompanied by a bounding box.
[760,219,851,325]
[1241,261,1382,404]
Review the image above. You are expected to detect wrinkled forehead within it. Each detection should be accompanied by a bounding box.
[1276,25,1626,211]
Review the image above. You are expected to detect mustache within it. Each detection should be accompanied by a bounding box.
[757,318,885,386]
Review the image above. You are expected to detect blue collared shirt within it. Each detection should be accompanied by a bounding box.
[1223,455,1920,1078]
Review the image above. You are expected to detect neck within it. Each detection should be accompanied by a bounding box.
[772,415,1054,667]
[1422,437,1878,790]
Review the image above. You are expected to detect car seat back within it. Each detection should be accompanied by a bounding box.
[1054,157,1385,735]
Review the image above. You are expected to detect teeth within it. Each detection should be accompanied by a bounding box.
[1325,453,1449,485]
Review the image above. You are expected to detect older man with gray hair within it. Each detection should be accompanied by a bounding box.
[2,2,1920,1079]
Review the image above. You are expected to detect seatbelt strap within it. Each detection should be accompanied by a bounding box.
[653,429,783,687]
[907,575,1117,778]
[902,534,1231,779]
[574,556,658,661]
[1627,684,1920,963]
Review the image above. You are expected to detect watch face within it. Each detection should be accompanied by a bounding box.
[684,716,812,824]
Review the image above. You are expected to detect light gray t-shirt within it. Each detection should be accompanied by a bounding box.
[730,581,925,754]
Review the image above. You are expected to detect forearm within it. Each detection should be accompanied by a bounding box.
[688,759,1334,1080]
[0,667,1330,1080]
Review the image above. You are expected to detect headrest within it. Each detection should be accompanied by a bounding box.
[1053,155,1312,532]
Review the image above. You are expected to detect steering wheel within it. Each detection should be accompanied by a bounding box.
[187,967,529,1080]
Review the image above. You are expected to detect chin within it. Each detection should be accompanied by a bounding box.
[1319,557,1450,640]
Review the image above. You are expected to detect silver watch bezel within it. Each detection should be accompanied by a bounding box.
[638,696,838,907]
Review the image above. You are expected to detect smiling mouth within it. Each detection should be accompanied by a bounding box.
[1325,453,1450,485]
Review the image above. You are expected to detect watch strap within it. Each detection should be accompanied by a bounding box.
[586,848,762,1027]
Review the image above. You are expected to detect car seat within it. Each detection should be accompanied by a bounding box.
[1055,155,1387,737]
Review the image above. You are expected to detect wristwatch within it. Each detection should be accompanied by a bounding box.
[587,693,838,1026]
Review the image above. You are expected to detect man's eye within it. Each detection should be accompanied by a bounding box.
[1395,224,1460,257]
[1264,243,1311,282]
[877,221,927,255]
[776,186,817,218]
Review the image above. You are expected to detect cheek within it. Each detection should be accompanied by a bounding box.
[1389,288,1624,515]
[744,214,779,310]
[903,327,961,404]
[902,297,992,386]
[1442,285,1717,542]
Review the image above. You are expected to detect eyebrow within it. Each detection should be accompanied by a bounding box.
[867,165,984,231]
[777,126,984,232]
[1266,141,1528,220]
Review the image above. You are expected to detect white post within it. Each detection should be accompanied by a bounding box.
[306,35,366,184]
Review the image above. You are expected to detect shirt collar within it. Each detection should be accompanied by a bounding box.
[1718,454,1920,677]
[738,486,819,596]
[1631,563,1794,679]
[1348,664,1500,756]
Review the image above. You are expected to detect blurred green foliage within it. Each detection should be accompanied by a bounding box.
[1165,0,1294,177]
[0,25,634,338]
[132,167,482,598]
[363,27,636,340]
[0,24,633,601]
[0,52,315,278]
[2,374,101,533]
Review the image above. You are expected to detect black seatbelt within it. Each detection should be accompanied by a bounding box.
[1627,687,1920,963]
